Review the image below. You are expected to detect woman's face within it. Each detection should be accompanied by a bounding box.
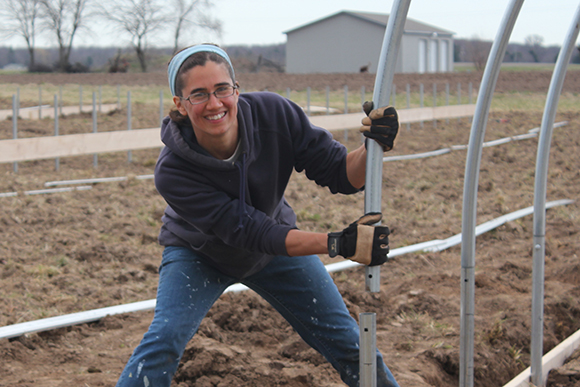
[173,61,239,148]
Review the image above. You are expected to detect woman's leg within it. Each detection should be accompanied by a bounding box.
[242,255,399,387]
[116,246,236,387]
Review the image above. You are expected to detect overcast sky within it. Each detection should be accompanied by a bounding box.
[2,0,579,48]
[211,0,579,47]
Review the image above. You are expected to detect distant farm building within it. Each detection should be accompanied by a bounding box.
[284,11,455,74]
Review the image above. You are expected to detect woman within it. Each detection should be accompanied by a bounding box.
[116,44,400,387]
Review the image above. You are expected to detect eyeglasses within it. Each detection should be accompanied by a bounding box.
[181,85,238,105]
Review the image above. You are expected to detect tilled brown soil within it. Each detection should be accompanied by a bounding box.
[0,72,579,387]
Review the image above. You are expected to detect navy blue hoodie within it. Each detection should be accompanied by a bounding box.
[155,92,359,279]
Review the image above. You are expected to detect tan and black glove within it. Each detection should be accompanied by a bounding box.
[360,101,399,151]
[327,212,390,266]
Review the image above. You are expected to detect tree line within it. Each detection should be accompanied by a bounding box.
[2,0,579,74]
[454,37,580,71]
[0,44,287,74]
[0,0,221,72]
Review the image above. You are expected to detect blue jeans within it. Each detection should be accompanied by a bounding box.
[116,246,399,387]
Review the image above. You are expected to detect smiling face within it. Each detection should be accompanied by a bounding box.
[173,61,239,159]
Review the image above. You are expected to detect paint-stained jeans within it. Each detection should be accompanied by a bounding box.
[115,246,399,387]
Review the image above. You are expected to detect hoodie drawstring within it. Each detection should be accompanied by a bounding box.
[234,153,249,232]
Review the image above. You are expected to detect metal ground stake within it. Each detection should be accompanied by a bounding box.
[361,0,410,385]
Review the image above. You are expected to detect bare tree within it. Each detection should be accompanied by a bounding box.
[525,34,544,63]
[100,0,167,72]
[171,0,221,54]
[39,0,92,71]
[466,36,491,71]
[1,0,41,68]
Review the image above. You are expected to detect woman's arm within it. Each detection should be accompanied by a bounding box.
[285,229,328,256]
[284,144,370,257]
[345,144,367,189]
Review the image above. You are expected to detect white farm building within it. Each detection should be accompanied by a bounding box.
[284,10,455,74]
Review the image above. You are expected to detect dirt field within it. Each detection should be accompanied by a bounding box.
[0,71,579,387]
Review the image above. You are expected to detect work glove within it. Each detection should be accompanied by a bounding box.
[327,212,390,266]
[360,101,399,151]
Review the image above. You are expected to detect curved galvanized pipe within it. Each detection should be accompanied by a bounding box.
[364,0,411,294]
[361,2,411,385]
[459,1,524,386]
[531,5,580,386]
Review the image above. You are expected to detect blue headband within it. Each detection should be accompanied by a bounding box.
[167,45,235,96]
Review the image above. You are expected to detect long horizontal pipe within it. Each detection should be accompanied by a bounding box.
[0,121,569,199]
[0,199,572,341]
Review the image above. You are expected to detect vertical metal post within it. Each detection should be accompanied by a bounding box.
[360,313,377,387]
[344,85,349,142]
[459,1,524,386]
[99,85,102,113]
[38,85,42,119]
[531,6,580,387]
[127,91,132,163]
[12,94,18,173]
[343,85,348,113]
[306,87,311,116]
[361,0,411,385]
[16,87,20,119]
[92,92,98,168]
[54,94,59,171]
[457,82,462,123]
[406,84,410,131]
[419,83,424,127]
[159,90,164,127]
[433,83,437,128]
[446,83,450,125]
[326,86,330,115]
[286,87,291,100]
[469,82,473,104]
[59,86,63,117]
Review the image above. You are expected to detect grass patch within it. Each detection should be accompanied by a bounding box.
[454,62,580,72]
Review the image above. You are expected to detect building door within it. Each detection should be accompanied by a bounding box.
[429,39,438,73]
[439,40,449,72]
[418,39,427,74]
